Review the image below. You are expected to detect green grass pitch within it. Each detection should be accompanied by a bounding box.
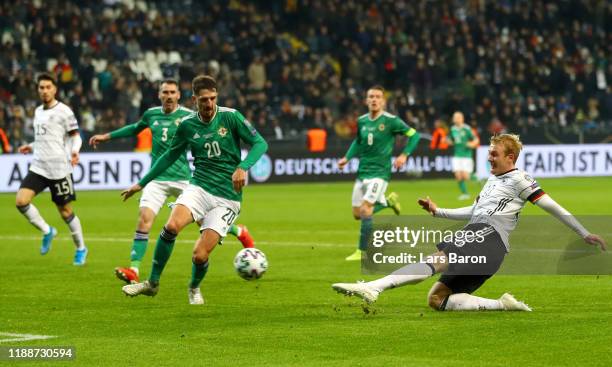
[0,177,611,366]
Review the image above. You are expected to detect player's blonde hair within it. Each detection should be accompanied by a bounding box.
[490,134,522,162]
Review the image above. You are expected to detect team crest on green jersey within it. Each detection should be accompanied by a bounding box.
[218,126,228,137]
[175,118,181,126]
[378,123,385,131]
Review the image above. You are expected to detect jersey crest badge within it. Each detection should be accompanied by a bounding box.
[218,127,228,137]
[378,123,385,131]
[175,118,181,126]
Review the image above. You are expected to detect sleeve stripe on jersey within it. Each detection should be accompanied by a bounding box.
[527,189,545,203]
[405,128,416,137]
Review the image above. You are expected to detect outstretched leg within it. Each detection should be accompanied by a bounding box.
[122,204,193,297]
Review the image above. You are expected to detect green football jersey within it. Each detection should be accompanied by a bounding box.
[450,125,475,158]
[109,106,193,181]
[138,106,268,202]
[347,111,418,181]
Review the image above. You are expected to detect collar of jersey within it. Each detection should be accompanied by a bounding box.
[43,100,60,110]
[162,105,180,115]
[197,105,218,125]
[367,111,384,121]
[495,168,518,177]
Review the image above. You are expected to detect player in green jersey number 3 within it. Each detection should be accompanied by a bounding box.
[119,75,268,305]
[338,85,421,261]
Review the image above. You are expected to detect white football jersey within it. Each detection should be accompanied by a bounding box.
[29,102,79,180]
[469,168,544,250]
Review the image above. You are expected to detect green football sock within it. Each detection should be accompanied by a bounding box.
[189,260,209,289]
[227,224,239,237]
[149,227,177,283]
[129,231,149,269]
[373,203,387,213]
[458,180,468,194]
[358,216,373,251]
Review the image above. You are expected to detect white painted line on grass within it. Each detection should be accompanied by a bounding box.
[0,235,608,253]
[0,235,353,248]
[0,332,57,343]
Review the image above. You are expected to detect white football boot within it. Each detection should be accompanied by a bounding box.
[332,282,380,304]
[499,293,532,311]
[188,288,205,305]
[122,280,159,297]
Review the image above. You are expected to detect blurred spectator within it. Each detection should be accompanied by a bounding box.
[0,0,608,149]
[0,108,12,153]
[430,119,449,150]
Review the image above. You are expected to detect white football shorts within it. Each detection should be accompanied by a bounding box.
[452,157,474,173]
[175,184,241,237]
[351,178,389,207]
[139,180,189,214]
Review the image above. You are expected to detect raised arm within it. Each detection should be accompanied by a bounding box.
[433,205,475,220]
[120,124,187,201]
[138,136,187,187]
[89,118,148,148]
[417,196,474,220]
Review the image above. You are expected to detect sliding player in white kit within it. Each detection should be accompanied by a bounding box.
[333,134,606,311]
[15,73,88,265]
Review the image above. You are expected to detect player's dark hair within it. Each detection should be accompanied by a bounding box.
[160,79,179,88]
[368,85,385,94]
[192,75,217,94]
[37,73,57,86]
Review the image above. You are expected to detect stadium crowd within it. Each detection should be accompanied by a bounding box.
[0,0,610,152]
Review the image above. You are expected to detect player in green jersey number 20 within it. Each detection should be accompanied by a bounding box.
[119,75,268,305]
[89,80,256,285]
[338,86,421,261]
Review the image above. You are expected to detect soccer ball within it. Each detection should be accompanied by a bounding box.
[233,248,268,280]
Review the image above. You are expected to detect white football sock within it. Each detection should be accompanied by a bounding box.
[366,262,434,292]
[443,293,503,311]
[18,204,50,234]
[65,214,85,250]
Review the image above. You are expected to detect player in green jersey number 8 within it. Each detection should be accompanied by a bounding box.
[338,86,421,261]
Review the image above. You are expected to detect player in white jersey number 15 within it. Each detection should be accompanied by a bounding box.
[15,73,88,266]
[333,134,606,311]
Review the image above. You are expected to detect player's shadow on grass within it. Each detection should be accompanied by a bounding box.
[556,239,610,275]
